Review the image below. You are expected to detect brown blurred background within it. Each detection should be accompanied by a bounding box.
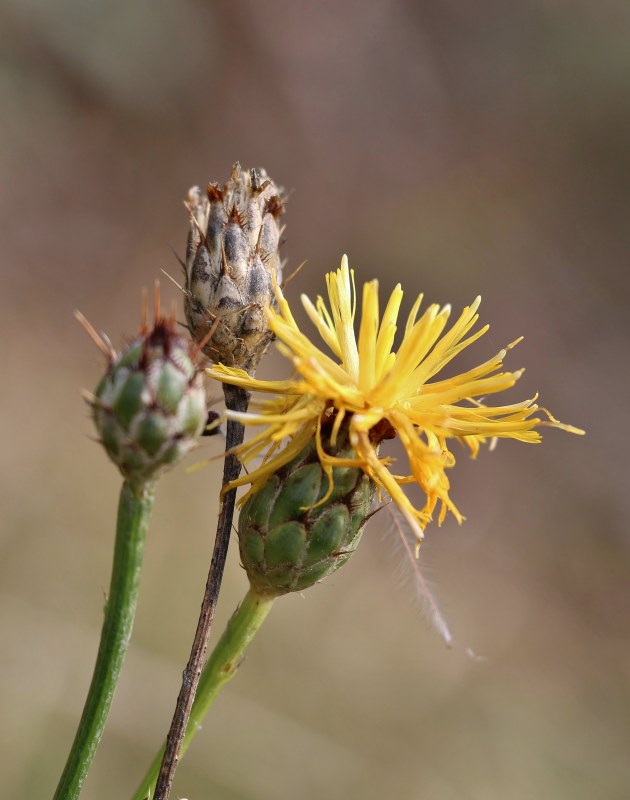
[1,1,628,798]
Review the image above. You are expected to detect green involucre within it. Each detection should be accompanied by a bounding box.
[92,323,206,484]
[238,425,376,596]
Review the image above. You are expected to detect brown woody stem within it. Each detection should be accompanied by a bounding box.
[151,383,248,800]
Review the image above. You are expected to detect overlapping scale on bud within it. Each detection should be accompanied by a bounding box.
[88,305,207,486]
[184,162,284,374]
[238,420,376,596]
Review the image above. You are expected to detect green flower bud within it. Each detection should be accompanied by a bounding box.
[90,316,206,485]
[237,424,376,596]
[184,162,284,374]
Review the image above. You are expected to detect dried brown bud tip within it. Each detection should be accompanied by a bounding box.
[184,162,284,374]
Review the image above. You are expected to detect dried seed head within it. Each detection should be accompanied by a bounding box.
[85,292,207,486]
[237,419,376,597]
[184,162,285,374]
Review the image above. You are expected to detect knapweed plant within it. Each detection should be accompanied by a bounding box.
[53,290,206,800]
[54,165,583,800]
[135,257,583,798]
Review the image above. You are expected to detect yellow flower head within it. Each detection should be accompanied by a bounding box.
[208,256,583,548]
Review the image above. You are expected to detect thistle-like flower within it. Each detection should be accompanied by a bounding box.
[134,257,585,795]
[86,292,207,486]
[208,256,583,592]
[184,162,284,374]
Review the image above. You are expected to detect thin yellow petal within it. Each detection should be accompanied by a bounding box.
[355,431,426,546]
[375,283,403,381]
[358,280,379,391]
[301,293,342,359]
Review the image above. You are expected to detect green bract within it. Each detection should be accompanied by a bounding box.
[238,426,376,596]
[92,321,206,484]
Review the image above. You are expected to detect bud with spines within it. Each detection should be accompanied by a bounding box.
[184,162,284,374]
[237,420,376,596]
[90,312,207,487]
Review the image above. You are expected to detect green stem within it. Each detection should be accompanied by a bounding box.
[54,480,155,800]
[132,588,275,800]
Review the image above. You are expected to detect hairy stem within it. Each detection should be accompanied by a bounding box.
[151,383,248,800]
[53,480,155,800]
[132,588,275,800]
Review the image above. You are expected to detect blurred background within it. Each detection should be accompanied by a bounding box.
[1,1,628,798]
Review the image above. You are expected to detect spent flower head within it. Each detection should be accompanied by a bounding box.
[184,162,284,374]
[83,288,207,487]
[209,256,584,555]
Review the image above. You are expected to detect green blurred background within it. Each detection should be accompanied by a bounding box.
[1,2,628,798]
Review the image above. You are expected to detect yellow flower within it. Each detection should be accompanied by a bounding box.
[208,256,583,549]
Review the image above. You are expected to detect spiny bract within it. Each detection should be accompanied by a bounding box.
[184,162,284,374]
[238,421,375,596]
[91,317,206,485]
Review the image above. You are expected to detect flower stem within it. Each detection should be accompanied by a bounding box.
[132,588,275,800]
[151,383,249,800]
[53,480,155,800]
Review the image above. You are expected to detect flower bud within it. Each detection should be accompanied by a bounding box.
[90,313,206,485]
[184,162,284,374]
[237,422,376,596]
